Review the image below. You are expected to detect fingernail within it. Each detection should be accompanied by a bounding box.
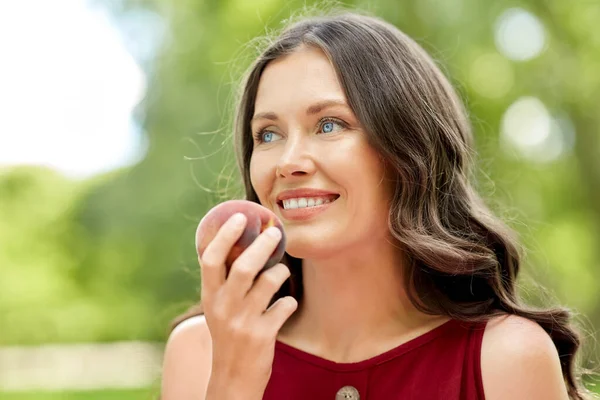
[231,213,246,225]
[265,226,281,239]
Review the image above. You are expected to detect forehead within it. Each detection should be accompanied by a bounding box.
[254,46,346,112]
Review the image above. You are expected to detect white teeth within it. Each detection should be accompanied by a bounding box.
[282,196,336,210]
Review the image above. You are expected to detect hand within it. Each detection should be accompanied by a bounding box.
[199,213,298,399]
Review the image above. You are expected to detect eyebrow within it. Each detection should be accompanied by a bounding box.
[251,99,350,124]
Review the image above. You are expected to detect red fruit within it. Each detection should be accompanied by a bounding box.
[196,200,287,276]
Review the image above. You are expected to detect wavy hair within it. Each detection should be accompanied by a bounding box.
[171,10,594,399]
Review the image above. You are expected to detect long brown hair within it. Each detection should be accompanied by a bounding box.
[172,9,595,399]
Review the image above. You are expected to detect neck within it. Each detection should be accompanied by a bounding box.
[280,238,447,362]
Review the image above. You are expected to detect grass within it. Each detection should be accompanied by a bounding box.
[0,388,158,400]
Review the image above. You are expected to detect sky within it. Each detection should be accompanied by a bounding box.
[0,0,148,180]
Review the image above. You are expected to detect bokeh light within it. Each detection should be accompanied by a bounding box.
[495,8,546,62]
[500,97,575,163]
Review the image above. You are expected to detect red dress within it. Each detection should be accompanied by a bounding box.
[263,318,487,400]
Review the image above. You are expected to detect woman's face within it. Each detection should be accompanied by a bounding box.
[249,45,393,259]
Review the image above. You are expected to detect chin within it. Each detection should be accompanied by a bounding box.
[284,236,340,260]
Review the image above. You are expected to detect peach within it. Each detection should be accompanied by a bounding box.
[196,200,286,276]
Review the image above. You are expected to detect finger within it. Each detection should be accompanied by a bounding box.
[262,296,298,331]
[225,226,283,299]
[245,263,291,313]
[199,213,247,295]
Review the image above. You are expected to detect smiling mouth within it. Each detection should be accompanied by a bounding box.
[277,194,340,210]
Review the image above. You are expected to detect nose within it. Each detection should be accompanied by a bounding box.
[275,135,315,178]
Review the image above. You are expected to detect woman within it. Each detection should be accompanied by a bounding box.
[160,10,594,400]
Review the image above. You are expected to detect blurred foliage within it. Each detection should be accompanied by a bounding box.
[0,388,156,400]
[0,0,598,379]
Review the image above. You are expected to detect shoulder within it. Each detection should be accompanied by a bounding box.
[480,313,569,400]
[161,315,213,400]
[166,314,212,346]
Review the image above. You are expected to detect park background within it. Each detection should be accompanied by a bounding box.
[0,0,599,398]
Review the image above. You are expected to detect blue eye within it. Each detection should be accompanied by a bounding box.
[254,130,281,144]
[319,119,345,134]
[263,132,275,142]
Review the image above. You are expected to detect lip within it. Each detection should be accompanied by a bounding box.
[277,197,338,221]
[276,188,339,202]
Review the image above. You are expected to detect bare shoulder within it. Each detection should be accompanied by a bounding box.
[161,315,213,400]
[167,314,212,346]
[481,313,569,400]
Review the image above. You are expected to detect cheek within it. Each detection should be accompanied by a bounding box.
[330,142,386,195]
[249,154,273,201]
[249,157,261,191]
[347,152,390,207]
